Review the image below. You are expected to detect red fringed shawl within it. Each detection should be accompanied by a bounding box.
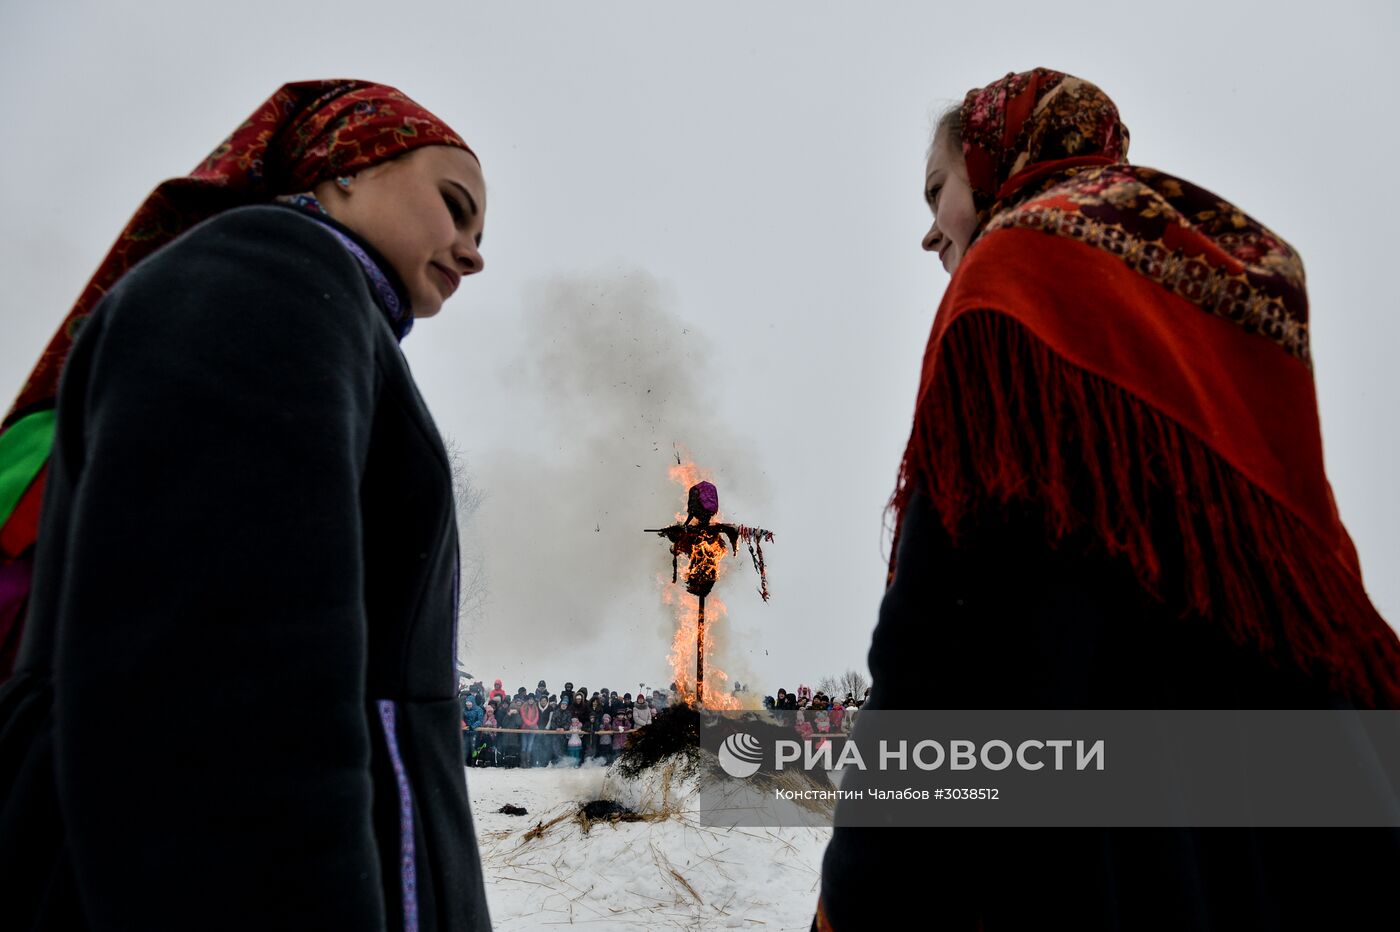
[892,69,1399,709]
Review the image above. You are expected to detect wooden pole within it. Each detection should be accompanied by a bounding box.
[697,594,706,707]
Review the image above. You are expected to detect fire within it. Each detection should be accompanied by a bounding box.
[668,458,711,522]
[660,455,742,710]
[662,589,739,710]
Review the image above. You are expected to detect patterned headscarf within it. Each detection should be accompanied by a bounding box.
[957,67,1130,239]
[893,67,1398,707]
[0,80,474,680]
[6,79,474,429]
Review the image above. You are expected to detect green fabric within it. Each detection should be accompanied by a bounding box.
[0,409,55,527]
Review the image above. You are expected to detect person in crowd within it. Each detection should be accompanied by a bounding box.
[613,710,631,753]
[587,697,605,760]
[556,693,573,763]
[814,66,1400,932]
[574,692,594,761]
[813,710,831,753]
[477,701,498,767]
[543,696,565,766]
[518,694,541,767]
[464,706,478,765]
[499,699,523,769]
[0,79,491,930]
[488,679,507,704]
[527,697,544,767]
[632,696,653,729]
[597,713,614,764]
[462,697,484,765]
[537,695,554,764]
[567,716,583,767]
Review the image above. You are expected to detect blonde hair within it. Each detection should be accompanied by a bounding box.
[929,101,963,159]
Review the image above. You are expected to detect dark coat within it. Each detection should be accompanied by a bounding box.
[0,205,490,931]
[817,489,1400,931]
[499,709,522,759]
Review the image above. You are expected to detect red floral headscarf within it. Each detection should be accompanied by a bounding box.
[6,79,474,428]
[893,67,1397,707]
[0,79,475,680]
[958,67,1130,241]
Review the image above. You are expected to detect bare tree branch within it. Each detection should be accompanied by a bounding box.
[817,669,869,703]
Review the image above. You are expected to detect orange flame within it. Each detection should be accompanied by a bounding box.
[661,454,741,710]
[668,458,712,523]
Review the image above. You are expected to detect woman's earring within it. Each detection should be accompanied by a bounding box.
[336,176,352,190]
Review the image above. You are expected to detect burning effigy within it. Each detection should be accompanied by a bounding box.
[645,469,774,709]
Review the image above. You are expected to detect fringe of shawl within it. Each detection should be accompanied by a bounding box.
[890,310,1400,709]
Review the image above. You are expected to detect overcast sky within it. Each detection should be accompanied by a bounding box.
[2,1,1395,698]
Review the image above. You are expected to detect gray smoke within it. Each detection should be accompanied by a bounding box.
[455,271,770,691]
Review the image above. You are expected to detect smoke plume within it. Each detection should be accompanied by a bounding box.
[456,271,769,692]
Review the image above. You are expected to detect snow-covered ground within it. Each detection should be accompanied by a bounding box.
[467,758,832,931]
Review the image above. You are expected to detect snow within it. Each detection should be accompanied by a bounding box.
[467,758,833,931]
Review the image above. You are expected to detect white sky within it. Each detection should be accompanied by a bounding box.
[2,1,1395,699]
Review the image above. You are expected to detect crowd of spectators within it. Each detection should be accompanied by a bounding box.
[761,684,866,748]
[457,678,668,768]
[459,678,870,768]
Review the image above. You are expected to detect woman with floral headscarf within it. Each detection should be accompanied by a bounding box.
[0,80,490,930]
[814,67,1399,931]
